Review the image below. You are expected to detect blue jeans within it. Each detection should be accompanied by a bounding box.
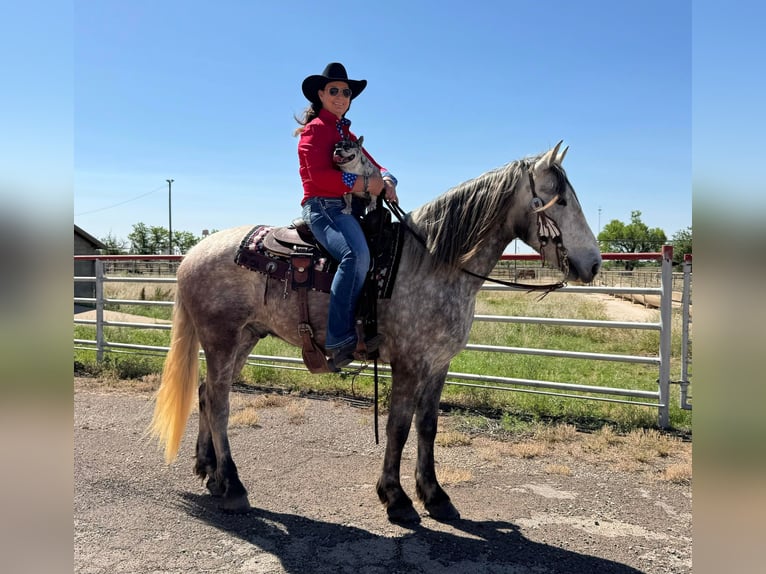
[302,197,370,350]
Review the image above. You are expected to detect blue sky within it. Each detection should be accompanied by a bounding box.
[0,1,702,252]
[69,0,693,250]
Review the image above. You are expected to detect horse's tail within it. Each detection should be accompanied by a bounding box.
[149,292,199,463]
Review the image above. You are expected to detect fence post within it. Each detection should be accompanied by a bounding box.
[680,254,692,409]
[658,245,673,427]
[95,259,105,363]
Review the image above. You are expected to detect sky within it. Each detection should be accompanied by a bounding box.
[64,0,695,251]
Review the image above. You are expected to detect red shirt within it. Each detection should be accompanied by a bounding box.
[298,108,385,205]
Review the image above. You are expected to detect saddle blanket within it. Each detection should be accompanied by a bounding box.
[234,223,403,299]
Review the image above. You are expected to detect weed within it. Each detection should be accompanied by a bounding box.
[436,430,472,447]
[509,442,547,459]
[230,406,260,428]
[436,466,473,485]
[661,462,692,484]
[535,423,578,444]
[545,464,572,476]
[287,400,307,424]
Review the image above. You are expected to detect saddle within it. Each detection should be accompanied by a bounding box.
[262,219,324,258]
[234,205,402,374]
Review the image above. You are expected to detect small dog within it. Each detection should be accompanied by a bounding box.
[332,136,381,212]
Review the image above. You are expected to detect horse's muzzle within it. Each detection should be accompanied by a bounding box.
[568,254,601,284]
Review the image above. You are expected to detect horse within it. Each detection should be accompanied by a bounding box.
[149,141,601,523]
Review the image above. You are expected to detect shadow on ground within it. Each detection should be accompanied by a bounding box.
[179,493,642,573]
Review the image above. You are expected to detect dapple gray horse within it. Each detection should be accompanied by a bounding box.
[150,141,601,523]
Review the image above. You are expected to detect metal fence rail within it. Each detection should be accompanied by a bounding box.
[74,248,692,427]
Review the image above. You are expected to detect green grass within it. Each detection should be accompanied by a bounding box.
[74,289,692,433]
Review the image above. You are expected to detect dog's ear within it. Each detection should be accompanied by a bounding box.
[357,135,364,147]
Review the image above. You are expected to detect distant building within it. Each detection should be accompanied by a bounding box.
[74,225,106,303]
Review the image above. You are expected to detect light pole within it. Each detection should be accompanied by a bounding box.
[166,179,174,255]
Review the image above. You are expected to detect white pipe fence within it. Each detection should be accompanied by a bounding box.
[74,248,692,427]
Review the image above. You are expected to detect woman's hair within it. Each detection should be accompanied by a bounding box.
[293,103,321,136]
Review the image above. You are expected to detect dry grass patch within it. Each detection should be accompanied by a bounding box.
[137,373,163,392]
[625,428,678,461]
[436,466,473,485]
[535,423,579,444]
[583,425,623,453]
[545,464,572,476]
[74,374,162,394]
[251,394,291,409]
[509,442,547,459]
[475,438,514,462]
[614,458,643,473]
[661,461,692,484]
[287,400,308,424]
[229,393,305,426]
[230,406,260,428]
[436,430,472,447]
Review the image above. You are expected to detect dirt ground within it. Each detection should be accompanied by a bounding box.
[74,384,691,573]
[74,294,690,573]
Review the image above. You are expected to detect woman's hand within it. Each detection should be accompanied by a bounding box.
[382,177,398,203]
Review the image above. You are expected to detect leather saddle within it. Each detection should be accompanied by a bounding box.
[262,219,329,259]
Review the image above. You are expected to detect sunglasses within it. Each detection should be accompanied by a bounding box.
[326,86,352,98]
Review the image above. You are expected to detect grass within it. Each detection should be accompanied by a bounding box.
[437,417,691,484]
[74,282,692,435]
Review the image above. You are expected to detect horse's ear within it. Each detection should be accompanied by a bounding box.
[357,135,364,147]
[534,140,563,170]
[557,145,569,164]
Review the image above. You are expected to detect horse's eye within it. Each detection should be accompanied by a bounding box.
[557,196,567,207]
[530,197,544,210]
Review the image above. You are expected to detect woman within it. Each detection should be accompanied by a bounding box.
[295,62,399,369]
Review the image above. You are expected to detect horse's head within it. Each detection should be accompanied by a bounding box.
[518,141,601,283]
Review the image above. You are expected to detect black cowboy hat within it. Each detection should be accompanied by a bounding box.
[301,62,367,105]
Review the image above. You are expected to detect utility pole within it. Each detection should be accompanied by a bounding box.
[598,206,602,234]
[166,179,174,255]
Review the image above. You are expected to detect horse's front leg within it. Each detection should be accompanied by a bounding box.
[414,369,460,521]
[376,364,420,523]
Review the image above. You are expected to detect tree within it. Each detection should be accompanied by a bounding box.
[100,232,127,254]
[126,222,201,255]
[173,230,199,254]
[671,226,692,266]
[598,211,667,270]
[128,223,152,254]
[149,226,168,254]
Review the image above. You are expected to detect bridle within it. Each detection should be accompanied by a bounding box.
[383,164,569,294]
[526,165,570,283]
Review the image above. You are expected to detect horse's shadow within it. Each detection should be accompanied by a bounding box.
[179,493,642,573]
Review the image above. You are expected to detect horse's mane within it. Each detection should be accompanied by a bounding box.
[408,157,532,272]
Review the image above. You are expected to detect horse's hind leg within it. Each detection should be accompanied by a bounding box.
[196,325,260,512]
[414,368,460,521]
[194,384,222,495]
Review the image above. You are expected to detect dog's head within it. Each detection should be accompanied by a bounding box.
[332,136,364,169]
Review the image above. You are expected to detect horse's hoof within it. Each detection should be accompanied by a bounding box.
[220,494,251,514]
[425,500,461,522]
[386,502,421,524]
[205,478,225,497]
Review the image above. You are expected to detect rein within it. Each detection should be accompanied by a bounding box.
[383,168,569,293]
